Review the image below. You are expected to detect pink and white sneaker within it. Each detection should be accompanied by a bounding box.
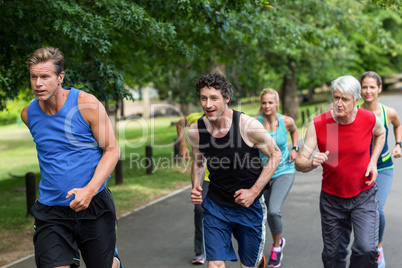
[267,237,286,267]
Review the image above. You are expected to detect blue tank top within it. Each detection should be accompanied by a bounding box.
[27,87,107,206]
[258,113,295,178]
[357,103,393,171]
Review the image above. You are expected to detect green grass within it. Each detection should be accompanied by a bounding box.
[0,124,39,181]
[0,98,329,265]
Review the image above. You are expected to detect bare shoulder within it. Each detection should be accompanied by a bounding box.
[281,114,293,123]
[20,105,29,126]
[241,113,264,134]
[240,113,260,127]
[281,114,296,125]
[77,91,106,125]
[373,115,385,135]
[187,122,200,147]
[384,105,400,123]
[188,122,199,132]
[21,105,29,116]
[299,121,317,155]
[383,104,395,114]
[240,113,267,146]
[78,90,100,105]
[305,119,316,130]
[301,120,316,139]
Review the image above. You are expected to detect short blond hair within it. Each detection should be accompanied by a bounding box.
[259,88,279,113]
[27,47,64,75]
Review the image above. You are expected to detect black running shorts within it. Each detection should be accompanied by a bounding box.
[31,188,117,268]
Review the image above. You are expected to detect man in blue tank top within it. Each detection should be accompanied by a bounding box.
[21,47,123,268]
[188,72,282,268]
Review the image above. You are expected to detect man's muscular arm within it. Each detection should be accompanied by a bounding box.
[234,115,281,207]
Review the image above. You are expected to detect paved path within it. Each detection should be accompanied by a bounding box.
[4,92,402,268]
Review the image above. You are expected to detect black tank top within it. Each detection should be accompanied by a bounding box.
[198,110,263,207]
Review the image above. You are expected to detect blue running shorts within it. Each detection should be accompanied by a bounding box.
[202,195,267,267]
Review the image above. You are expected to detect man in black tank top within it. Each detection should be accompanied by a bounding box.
[188,73,282,268]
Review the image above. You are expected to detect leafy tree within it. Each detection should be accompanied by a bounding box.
[1,0,401,118]
[367,0,402,8]
[244,0,402,119]
[0,0,264,112]
[351,7,402,78]
[116,0,265,109]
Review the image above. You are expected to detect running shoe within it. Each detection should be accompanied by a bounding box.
[268,237,286,267]
[377,247,386,268]
[192,254,205,265]
[258,254,266,268]
[114,247,123,268]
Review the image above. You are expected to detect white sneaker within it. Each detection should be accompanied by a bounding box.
[377,247,385,268]
[192,254,205,265]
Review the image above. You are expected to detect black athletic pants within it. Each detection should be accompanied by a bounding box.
[320,185,379,268]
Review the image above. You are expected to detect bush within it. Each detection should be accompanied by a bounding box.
[0,99,31,126]
[0,109,20,125]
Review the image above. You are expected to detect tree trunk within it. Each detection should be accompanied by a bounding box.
[307,87,314,102]
[209,63,226,74]
[142,86,150,119]
[119,99,125,119]
[180,103,190,115]
[281,62,299,120]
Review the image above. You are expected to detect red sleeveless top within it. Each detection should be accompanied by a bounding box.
[314,109,376,198]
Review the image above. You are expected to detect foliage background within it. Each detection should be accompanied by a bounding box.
[1,0,401,118]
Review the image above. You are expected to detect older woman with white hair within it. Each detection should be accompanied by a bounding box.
[295,75,386,267]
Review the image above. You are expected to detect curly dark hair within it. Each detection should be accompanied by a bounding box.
[195,72,233,101]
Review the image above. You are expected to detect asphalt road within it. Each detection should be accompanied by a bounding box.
[3,92,401,268]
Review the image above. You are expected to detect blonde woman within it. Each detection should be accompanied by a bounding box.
[254,88,298,267]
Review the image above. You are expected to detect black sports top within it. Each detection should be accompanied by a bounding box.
[197,110,263,207]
